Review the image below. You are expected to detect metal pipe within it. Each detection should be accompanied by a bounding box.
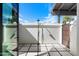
[37,19,40,55]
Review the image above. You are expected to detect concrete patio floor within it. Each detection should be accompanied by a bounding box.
[17,43,73,56]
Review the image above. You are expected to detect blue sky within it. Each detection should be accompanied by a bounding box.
[19,3,63,24]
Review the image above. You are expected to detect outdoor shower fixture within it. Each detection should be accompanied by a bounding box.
[37,19,44,44]
[37,19,40,53]
[41,24,44,44]
[37,19,40,44]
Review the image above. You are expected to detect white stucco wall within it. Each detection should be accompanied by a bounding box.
[3,24,17,51]
[70,19,77,55]
[19,24,62,44]
[19,25,38,43]
[70,3,79,56]
[77,3,79,55]
[3,24,17,45]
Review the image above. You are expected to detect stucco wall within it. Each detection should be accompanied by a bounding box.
[77,3,79,55]
[19,24,62,44]
[70,3,79,56]
[70,19,77,55]
[3,24,17,51]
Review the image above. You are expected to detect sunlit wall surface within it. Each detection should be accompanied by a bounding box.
[2,3,18,56]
